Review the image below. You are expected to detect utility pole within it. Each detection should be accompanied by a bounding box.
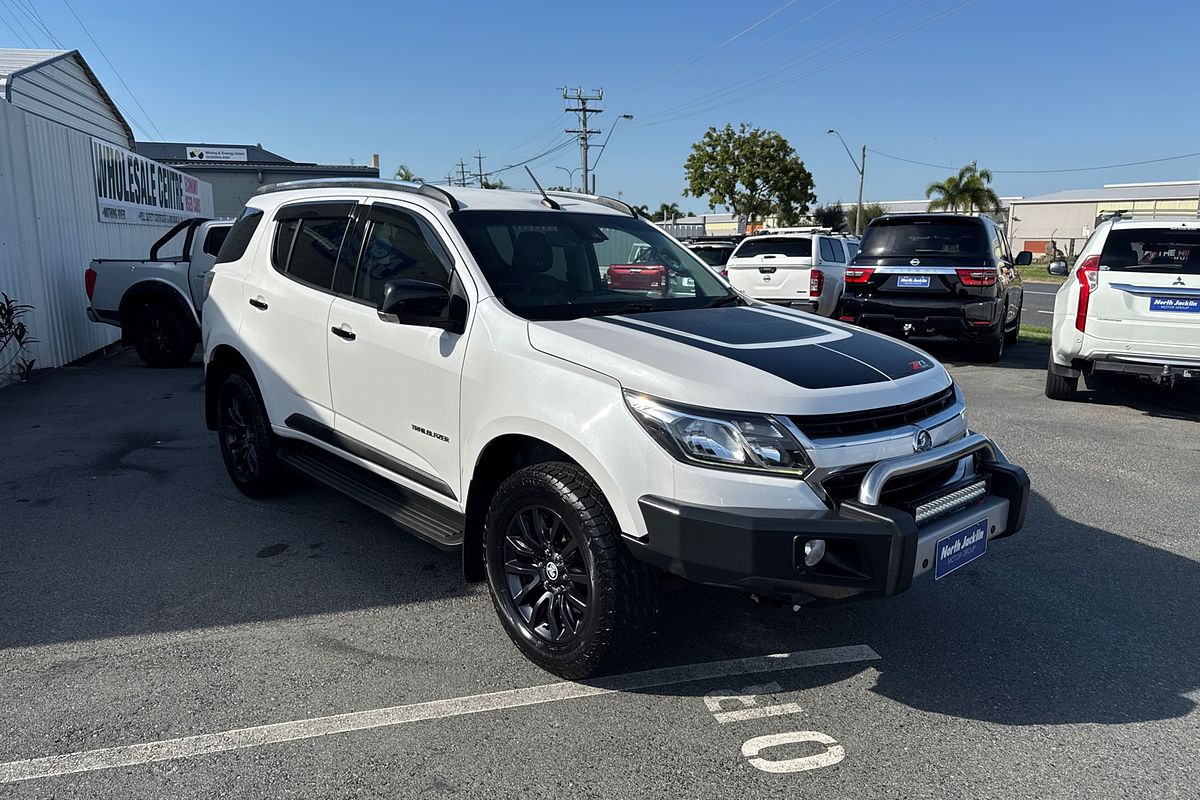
[827,130,866,235]
[457,159,470,187]
[474,151,486,187]
[563,87,603,196]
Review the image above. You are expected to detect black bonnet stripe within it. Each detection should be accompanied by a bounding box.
[597,313,890,390]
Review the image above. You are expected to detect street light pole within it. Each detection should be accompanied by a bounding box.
[556,166,581,191]
[590,113,633,194]
[827,129,865,235]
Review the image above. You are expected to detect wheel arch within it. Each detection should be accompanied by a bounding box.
[461,433,579,582]
[118,279,198,338]
[204,344,256,431]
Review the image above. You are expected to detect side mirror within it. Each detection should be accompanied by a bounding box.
[378,279,465,333]
[1014,250,1033,266]
[1047,260,1069,277]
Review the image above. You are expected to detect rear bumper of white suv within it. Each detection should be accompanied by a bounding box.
[625,433,1029,604]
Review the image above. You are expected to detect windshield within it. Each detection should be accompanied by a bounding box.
[733,237,812,258]
[690,246,734,267]
[452,210,734,320]
[1100,228,1200,274]
[859,219,985,257]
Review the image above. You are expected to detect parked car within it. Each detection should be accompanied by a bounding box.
[203,180,1030,678]
[1045,215,1200,400]
[840,214,1031,362]
[85,217,232,367]
[681,238,740,274]
[724,229,859,316]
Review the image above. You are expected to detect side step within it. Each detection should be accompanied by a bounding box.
[277,441,464,550]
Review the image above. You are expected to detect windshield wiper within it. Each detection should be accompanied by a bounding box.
[589,303,657,317]
[707,294,741,307]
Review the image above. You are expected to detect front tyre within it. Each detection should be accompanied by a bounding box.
[484,462,657,679]
[217,373,287,497]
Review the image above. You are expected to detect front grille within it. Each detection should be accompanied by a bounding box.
[789,385,956,439]
[821,461,958,506]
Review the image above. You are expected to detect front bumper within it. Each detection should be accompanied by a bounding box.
[627,433,1029,604]
[842,295,1001,336]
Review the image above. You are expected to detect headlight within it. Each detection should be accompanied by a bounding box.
[624,392,811,476]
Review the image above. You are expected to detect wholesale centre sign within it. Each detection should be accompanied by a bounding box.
[91,138,203,226]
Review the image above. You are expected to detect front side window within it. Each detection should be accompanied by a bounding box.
[1100,228,1200,274]
[353,206,454,306]
[860,218,986,257]
[453,210,734,320]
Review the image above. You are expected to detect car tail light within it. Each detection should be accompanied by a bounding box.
[1075,254,1101,332]
[720,268,729,278]
[810,269,824,296]
[844,267,874,284]
[955,268,998,286]
[85,266,97,300]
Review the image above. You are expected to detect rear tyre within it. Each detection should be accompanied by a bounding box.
[1044,356,1079,401]
[978,326,1005,363]
[484,462,658,679]
[217,372,287,497]
[1004,299,1021,345]
[131,304,196,368]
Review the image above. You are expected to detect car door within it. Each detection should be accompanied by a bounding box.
[1088,223,1200,356]
[187,223,229,310]
[992,223,1022,321]
[238,200,353,428]
[327,200,470,504]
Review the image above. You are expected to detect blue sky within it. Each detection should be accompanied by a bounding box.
[4,0,1198,211]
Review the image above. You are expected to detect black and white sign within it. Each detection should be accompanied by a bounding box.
[185,146,247,162]
[92,139,203,226]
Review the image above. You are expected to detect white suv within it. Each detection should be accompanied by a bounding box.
[1045,216,1200,400]
[203,179,1029,678]
[725,229,858,316]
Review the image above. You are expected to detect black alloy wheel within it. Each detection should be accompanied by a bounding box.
[502,505,591,643]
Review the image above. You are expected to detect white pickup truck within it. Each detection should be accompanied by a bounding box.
[85,217,231,367]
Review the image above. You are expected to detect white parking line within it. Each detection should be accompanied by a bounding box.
[1025,291,1058,296]
[0,645,879,784]
[1037,310,1053,314]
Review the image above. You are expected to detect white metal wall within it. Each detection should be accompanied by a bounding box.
[6,55,130,148]
[0,101,213,370]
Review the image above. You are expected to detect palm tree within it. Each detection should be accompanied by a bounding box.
[632,204,651,218]
[393,164,422,182]
[926,162,1000,213]
[656,202,681,222]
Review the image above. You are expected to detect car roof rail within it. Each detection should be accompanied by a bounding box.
[253,178,461,211]
[545,190,638,217]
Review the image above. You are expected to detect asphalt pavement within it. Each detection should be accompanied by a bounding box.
[1020,281,1060,328]
[2,344,1198,799]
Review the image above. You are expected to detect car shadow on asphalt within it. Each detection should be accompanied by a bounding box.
[623,489,1200,727]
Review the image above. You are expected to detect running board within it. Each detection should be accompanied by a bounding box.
[277,442,463,550]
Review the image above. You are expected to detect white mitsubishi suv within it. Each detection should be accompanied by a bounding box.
[203,179,1029,678]
[1045,215,1200,399]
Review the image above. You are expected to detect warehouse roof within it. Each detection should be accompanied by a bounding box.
[1014,181,1200,204]
[134,141,379,175]
[134,141,294,164]
[0,48,134,145]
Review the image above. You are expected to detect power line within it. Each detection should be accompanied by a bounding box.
[496,112,568,157]
[0,0,38,46]
[625,0,803,95]
[10,0,63,46]
[868,148,1200,175]
[60,0,166,140]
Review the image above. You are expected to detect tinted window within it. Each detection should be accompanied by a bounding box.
[273,219,300,271]
[1101,228,1200,274]
[733,237,812,258]
[859,219,985,257]
[202,226,229,257]
[287,218,349,289]
[214,208,263,264]
[453,210,733,320]
[690,246,734,267]
[354,207,453,306]
[820,237,845,263]
[844,241,859,260]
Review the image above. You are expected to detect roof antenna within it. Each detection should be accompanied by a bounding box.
[525,166,560,210]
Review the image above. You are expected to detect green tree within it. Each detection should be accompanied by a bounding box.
[393,164,422,182]
[854,202,888,230]
[653,202,681,222]
[632,204,651,217]
[683,123,816,224]
[546,185,572,192]
[812,202,847,230]
[480,177,509,190]
[926,162,1000,213]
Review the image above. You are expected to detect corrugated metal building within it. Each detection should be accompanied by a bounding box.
[1008,181,1200,259]
[135,141,378,217]
[0,49,213,375]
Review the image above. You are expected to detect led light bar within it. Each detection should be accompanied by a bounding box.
[914,480,988,525]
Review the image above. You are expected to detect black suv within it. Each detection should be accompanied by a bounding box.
[839,214,1031,362]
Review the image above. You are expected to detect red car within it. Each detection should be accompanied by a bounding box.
[607,261,667,293]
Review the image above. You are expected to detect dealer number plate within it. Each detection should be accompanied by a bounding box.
[897,275,931,288]
[1150,297,1200,313]
[934,518,988,579]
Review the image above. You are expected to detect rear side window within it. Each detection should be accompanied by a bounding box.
[860,219,985,257]
[271,203,353,290]
[1100,228,1200,274]
[734,237,812,258]
[819,238,844,263]
[214,208,263,264]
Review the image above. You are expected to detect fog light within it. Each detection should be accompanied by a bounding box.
[803,539,826,567]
